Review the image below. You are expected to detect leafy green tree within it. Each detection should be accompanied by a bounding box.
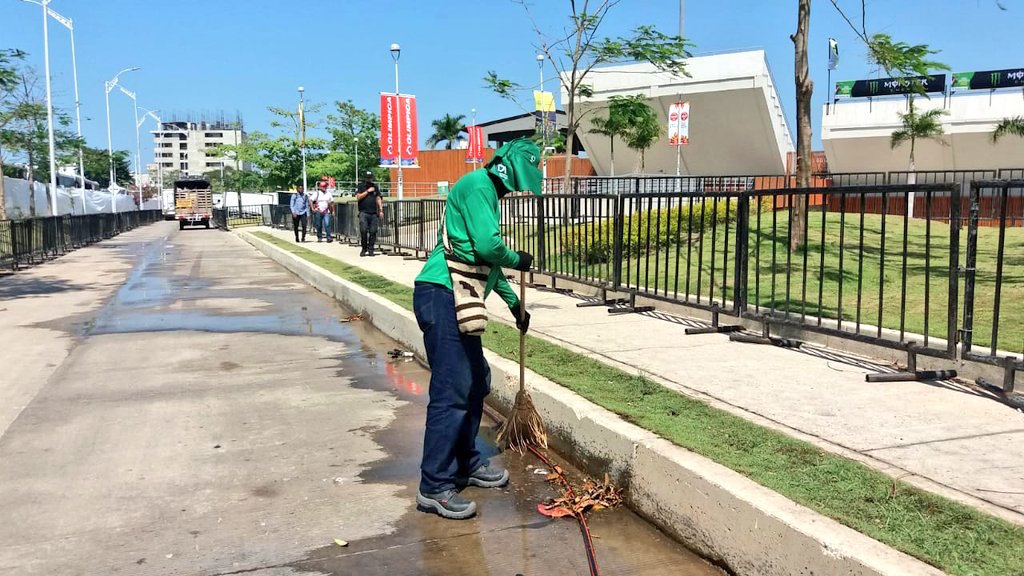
[588,95,657,175]
[0,65,81,216]
[0,48,26,219]
[588,115,627,177]
[426,113,466,149]
[209,104,326,193]
[620,97,661,172]
[485,1,691,189]
[992,117,1024,143]
[325,99,383,183]
[82,145,131,188]
[890,101,947,179]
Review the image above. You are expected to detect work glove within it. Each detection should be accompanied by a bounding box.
[513,251,534,272]
[514,306,531,334]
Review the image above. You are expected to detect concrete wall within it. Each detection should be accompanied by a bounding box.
[569,50,794,177]
[822,90,1024,173]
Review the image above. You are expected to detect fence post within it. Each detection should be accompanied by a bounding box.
[611,186,628,289]
[536,195,546,272]
[961,183,979,357]
[947,183,962,358]
[734,194,751,314]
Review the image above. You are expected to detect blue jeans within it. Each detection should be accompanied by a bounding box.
[314,211,332,241]
[414,282,491,494]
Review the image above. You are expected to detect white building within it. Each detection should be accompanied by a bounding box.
[569,49,794,177]
[822,83,1024,174]
[149,117,246,178]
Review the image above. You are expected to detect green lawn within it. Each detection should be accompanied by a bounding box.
[502,209,1024,354]
[252,230,1024,576]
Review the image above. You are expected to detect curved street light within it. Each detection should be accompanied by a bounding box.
[104,66,139,212]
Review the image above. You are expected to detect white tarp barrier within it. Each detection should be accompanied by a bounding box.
[3,176,146,218]
[214,191,277,209]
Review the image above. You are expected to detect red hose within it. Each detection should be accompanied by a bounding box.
[527,445,600,576]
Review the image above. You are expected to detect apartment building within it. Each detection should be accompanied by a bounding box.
[150,116,247,177]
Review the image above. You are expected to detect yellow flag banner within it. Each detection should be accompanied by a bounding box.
[533,90,555,112]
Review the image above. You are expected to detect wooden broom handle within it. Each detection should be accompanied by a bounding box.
[519,270,526,392]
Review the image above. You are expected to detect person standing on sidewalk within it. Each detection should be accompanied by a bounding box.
[311,181,334,242]
[290,185,309,243]
[412,138,541,519]
[356,171,383,256]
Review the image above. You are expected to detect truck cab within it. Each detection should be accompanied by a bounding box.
[174,177,213,230]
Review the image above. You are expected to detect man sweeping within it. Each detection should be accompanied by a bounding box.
[413,138,541,519]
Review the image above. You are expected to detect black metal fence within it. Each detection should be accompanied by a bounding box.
[962,180,1024,389]
[247,177,1023,389]
[1,210,162,270]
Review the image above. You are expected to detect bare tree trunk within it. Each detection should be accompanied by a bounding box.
[563,96,575,194]
[790,0,813,250]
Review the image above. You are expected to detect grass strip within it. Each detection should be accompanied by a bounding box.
[253,230,1024,576]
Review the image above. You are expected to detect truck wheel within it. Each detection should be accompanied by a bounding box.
[179,220,186,230]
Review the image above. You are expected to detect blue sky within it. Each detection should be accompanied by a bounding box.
[2,0,1020,172]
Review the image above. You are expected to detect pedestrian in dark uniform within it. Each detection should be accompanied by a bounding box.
[356,171,383,256]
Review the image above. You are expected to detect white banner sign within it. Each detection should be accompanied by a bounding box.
[668,101,689,146]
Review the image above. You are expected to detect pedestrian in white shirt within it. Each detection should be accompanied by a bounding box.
[311,181,334,242]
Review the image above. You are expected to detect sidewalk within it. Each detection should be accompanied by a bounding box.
[252,227,1024,525]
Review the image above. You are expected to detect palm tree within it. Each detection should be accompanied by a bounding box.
[588,114,627,177]
[992,116,1024,143]
[426,113,467,149]
[890,98,946,217]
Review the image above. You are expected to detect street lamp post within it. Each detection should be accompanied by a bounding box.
[390,43,403,200]
[298,86,307,193]
[24,2,86,214]
[104,66,139,213]
[27,0,60,216]
[537,53,548,179]
[118,85,143,210]
[141,109,163,212]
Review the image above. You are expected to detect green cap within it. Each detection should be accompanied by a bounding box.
[485,138,543,196]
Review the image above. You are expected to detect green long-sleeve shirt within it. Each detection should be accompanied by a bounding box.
[415,170,521,312]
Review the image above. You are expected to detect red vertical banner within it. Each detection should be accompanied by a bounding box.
[379,93,400,167]
[399,95,419,167]
[466,125,484,164]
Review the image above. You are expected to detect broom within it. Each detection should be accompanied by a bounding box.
[496,270,547,454]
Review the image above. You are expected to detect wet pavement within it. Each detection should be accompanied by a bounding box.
[0,222,722,576]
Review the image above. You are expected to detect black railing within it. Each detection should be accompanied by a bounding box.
[962,180,1024,386]
[1,210,162,270]
[251,177,1023,390]
[744,184,961,359]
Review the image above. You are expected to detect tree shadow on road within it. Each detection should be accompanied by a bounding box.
[0,272,85,299]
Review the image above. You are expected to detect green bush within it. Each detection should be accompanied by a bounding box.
[566,199,741,264]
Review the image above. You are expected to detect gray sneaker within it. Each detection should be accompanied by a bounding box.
[416,490,477,519]
[466,465,510,488]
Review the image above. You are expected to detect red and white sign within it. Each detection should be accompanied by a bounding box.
[380,93,399,166]
[668,101,690,146]
[380,93,419,167]
[465,125,484,164]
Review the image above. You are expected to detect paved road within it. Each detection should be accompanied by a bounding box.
[256,224,1024,526]
[0,222,719,576]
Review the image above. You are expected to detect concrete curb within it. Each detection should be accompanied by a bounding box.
[237,230,945,576]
